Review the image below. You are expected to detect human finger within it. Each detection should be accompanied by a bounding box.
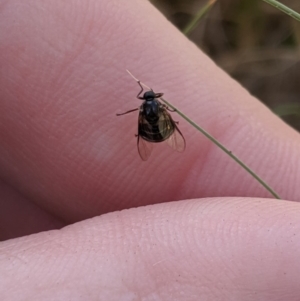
[0,0,299,225]
[1,197,299,300]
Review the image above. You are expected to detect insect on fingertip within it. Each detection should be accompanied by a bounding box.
[117,71,186,160]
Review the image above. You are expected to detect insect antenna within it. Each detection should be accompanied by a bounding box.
[126,69,152,92]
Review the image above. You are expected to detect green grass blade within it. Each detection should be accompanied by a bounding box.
[262,0,300,22]
[182,0,217,35]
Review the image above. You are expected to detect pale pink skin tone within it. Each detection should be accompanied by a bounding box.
[1,0,300,300]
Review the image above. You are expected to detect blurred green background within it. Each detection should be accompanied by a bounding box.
[151,0,300,131]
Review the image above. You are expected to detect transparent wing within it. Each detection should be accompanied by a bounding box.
[137,113,153,161]
[162,110,186,153]
[137,136,153,161]
[157,109,174,141]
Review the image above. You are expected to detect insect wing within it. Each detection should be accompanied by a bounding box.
[162,110,186,153]
[137,112,153,161]
[157,109,174,141]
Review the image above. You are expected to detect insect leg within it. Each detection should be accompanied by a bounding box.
[116,108,139,116]
[137,81,145,99]
[166,107,176,112]
[161,104,176,112]
[155,93,164,98]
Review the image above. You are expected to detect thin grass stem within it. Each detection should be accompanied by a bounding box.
[182,0,217,35]
[262,0,300,22]
[161,97,281,199]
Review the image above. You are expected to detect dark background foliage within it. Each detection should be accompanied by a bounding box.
[151,0,300,131]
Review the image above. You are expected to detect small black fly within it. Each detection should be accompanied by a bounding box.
[117,80,185,161]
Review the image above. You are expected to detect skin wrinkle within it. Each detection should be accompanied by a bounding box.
[0,178,65,240]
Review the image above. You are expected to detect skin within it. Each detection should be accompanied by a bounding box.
[0,0,300,300]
